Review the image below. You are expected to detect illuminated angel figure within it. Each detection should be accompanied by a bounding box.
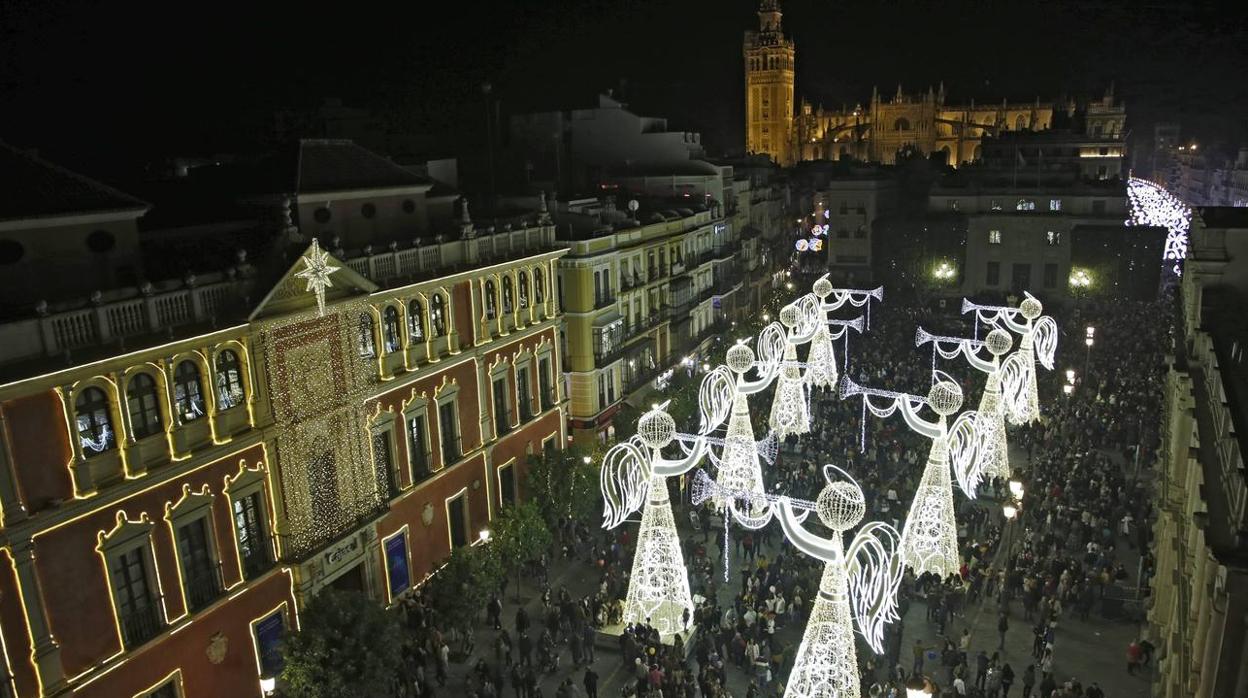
[803,277,869,391]
[600,405,718,635]
[813,274,885,330]
[769,302,813,439]
[708,341,777,524]
[916,327,1015,483]
[840,376,984,577]
[962,293,1057,425]
[690,466,903,698]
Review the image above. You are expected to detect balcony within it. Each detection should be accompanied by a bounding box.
[411,449,435,486]
[241,543,273,581]
[495,411,513,436]
[441,434,462,466]
[120,603,163,649]
[593,294,616,310]
[712,241,741,260]
[540,388,557,411]
[594,344,624,367]
[184,565,224,613]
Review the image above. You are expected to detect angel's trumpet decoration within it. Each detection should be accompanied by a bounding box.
[962,293,1057,425]
[693,466,903,698]
[806,277,867,390]
[915,327,1015,483]
[814,274,885,330]
[841,375,985,577]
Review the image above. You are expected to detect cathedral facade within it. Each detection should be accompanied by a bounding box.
[744,1,1064,167]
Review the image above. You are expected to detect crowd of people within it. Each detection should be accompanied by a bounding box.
[385,292,1171,698]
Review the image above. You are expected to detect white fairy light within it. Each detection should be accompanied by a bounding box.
[295,238,341,317]
[770,339,810,438]
[841,376,986,578]
[693,466,903,698]
[600,406,718,635]
[963,293,1057,425]
[916,326,1013,482]
[1127,176,1191,276]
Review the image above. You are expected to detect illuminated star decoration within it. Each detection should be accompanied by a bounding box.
[295,238,340,317]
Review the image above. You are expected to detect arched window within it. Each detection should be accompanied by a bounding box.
[484,280,497,320]
[534,269,545,304]
[894,118,910,132]
[358,314,377,357]
[126,373,163,439]
[173,360,205,422]
[430,294,447,337]
[383,306,402,353]
[502,277,514,313]
[518,272,530,309]
[408,299,425,341]
[215,350,245,410]
[76,386,115,456]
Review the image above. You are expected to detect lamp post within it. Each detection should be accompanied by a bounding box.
[260,676,276,697]
[1084,326,1095,380]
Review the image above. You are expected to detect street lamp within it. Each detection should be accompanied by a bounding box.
[1084,326,1095,377]
[260,677,276,696]
[1008,479,1024,500]
[932,261,956,281]
[582,455,592,465]
[1065,369,1076,384]
[479,529,491,543]
[1062,384,1073,395]
[1003,503,1018,520]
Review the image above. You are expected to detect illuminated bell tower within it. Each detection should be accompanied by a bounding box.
[744,0,795,166]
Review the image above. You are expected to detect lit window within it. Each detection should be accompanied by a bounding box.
[1016,199,1035,211]
[383,306,402,353]
[988,230,1002,244]
[126,373,163,439]
[947,199,960,211]
[233,491,271,579]
[484,280,497,319]
[990,200,1002,211]
[214,350,246,411]
[75,386,115,456]
[173,361,205,422]
[1046,231,1061,246]
[408,299,425,341]
[1049,199,1062,211]
[430,295,448,337]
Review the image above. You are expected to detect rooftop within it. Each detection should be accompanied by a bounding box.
[0,140,149,222]
[293,139,433,194]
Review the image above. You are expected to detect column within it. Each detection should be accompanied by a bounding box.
[0,406,28,525]
[58,385,95,496]
[10,539,67,695]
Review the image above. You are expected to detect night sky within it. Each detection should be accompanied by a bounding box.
[1,0,1245,181]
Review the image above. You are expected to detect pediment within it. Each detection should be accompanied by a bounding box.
[249,241,378,321]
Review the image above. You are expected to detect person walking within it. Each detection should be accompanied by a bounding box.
[997,613,1009,651]
[975,650,989,691]
[1021,663,1035,698]
[583,667,599,698]
[1001,663,1015,698]
[1126,640,1143,675]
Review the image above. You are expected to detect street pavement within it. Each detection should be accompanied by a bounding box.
[436,443,1153,698]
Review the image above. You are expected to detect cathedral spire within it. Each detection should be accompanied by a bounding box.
[758,0,783,34]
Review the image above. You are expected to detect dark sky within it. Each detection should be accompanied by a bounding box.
[1,0,1246,180]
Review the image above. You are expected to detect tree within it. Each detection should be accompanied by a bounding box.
[421,543,504,632]
[526,446,601,528]
[491,500,552,600]
[280,588,404,698]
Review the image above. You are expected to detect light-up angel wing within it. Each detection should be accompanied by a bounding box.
[998,351,1031,425]
[845,521,904,654]
[948,410,986,498]
[1033,316,1057,370]
[600,436,650,529]
[698,366,735,434]
[792,294,823,340]
[756,322,786,370]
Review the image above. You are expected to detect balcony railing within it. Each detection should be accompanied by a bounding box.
[241,543,273,581]
[540,388,557,411]
[184,565,224,613]
[120,603,163,649]
[495,412,513,436]
[595,345,624,367]
[411,450,434,486]
[594,294,616,310]
[4,224,559,368]
[441,435,462,466]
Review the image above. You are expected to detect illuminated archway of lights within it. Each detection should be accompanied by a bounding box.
[1127,177,1191,276]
